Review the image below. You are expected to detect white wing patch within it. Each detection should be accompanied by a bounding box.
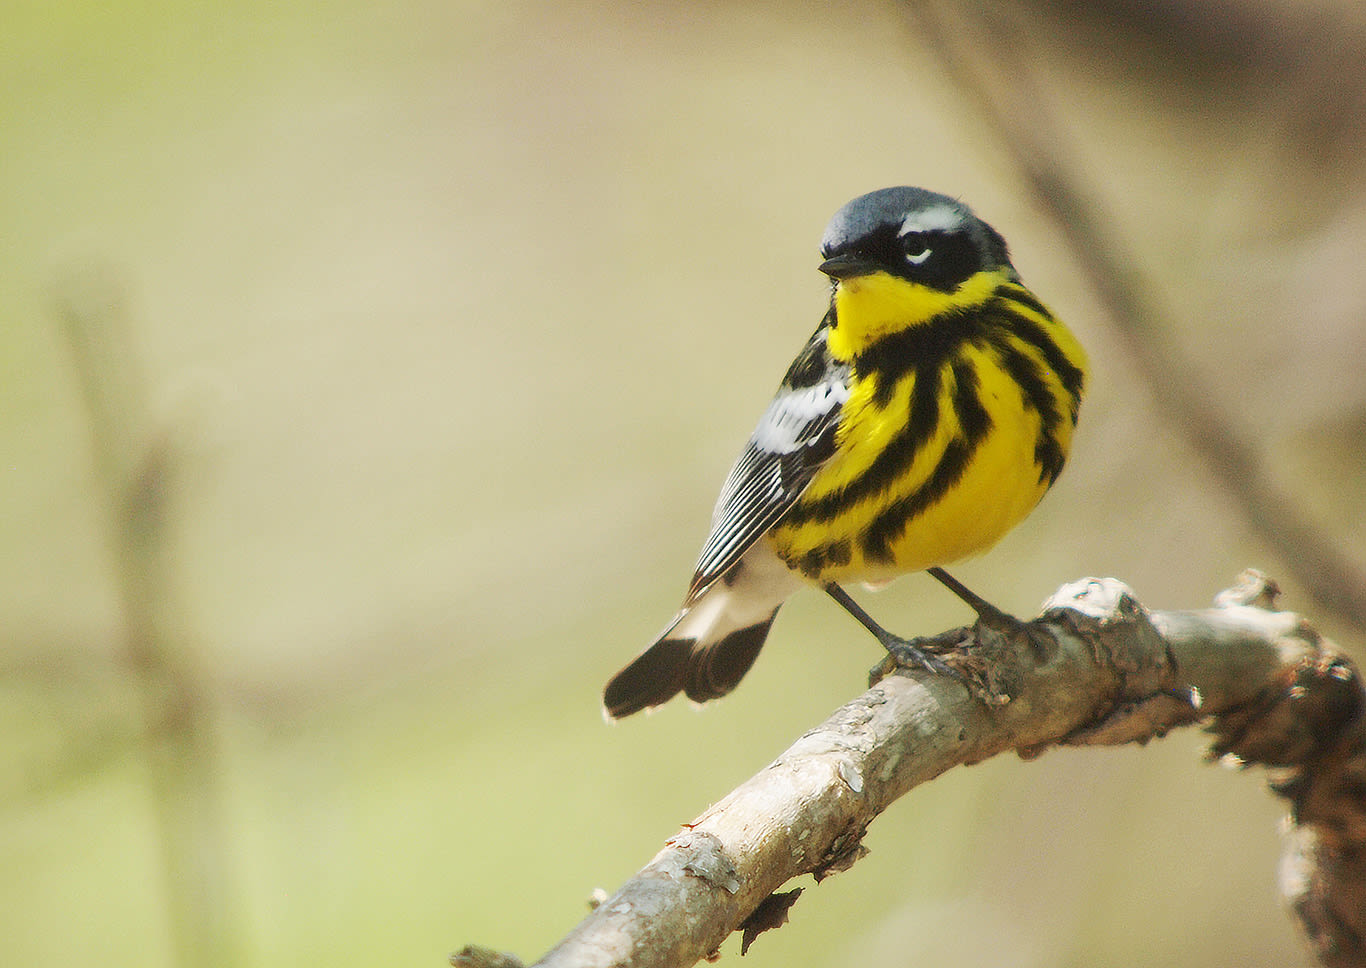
[685,325,850,602]
[751,381,850,453]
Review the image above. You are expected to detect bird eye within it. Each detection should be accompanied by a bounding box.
[902,232,932,265]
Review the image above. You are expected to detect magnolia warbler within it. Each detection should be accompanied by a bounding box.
[604,187,1087,719]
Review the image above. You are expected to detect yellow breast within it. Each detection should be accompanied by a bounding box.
[766,267,1083,585]
[769,346,1055,583]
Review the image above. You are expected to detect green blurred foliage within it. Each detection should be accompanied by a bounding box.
[3,0,1363,965]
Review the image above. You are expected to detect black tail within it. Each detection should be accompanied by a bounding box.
[603,611,778,719]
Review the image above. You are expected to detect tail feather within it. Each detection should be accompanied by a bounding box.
[603,610,779,719]
[602,637,692,719]
[683,618,773,704]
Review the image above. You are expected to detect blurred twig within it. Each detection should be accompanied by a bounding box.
[486,572,1364,968]
[54,267,240,968]
[904,0,1366,632]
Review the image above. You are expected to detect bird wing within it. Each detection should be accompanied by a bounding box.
[685,316,850,604]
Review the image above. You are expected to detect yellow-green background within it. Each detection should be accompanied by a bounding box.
[4,1,1364,965]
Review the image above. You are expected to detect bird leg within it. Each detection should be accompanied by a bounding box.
[926,566,1018,628]
[927,567,1051,660]
[823,583,972,687]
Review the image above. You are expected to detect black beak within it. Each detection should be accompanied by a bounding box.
[818,252,879,280]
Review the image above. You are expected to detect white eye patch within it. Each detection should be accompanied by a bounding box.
[903,235,932,265]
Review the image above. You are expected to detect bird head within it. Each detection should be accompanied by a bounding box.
[819,187,1014,291]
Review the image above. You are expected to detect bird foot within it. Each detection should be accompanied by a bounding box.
[867,627,972,687]
[972,606,1052,661]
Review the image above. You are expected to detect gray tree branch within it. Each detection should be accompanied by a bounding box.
[455,571,1366,968]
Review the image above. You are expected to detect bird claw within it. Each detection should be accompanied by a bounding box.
[973,608,1052,661]
[867,609,1051,694]
[867,628,972,687]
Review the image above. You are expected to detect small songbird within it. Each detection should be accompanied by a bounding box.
[603,187,1087,719]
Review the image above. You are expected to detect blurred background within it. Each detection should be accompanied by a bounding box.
[4,0,1365,965]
